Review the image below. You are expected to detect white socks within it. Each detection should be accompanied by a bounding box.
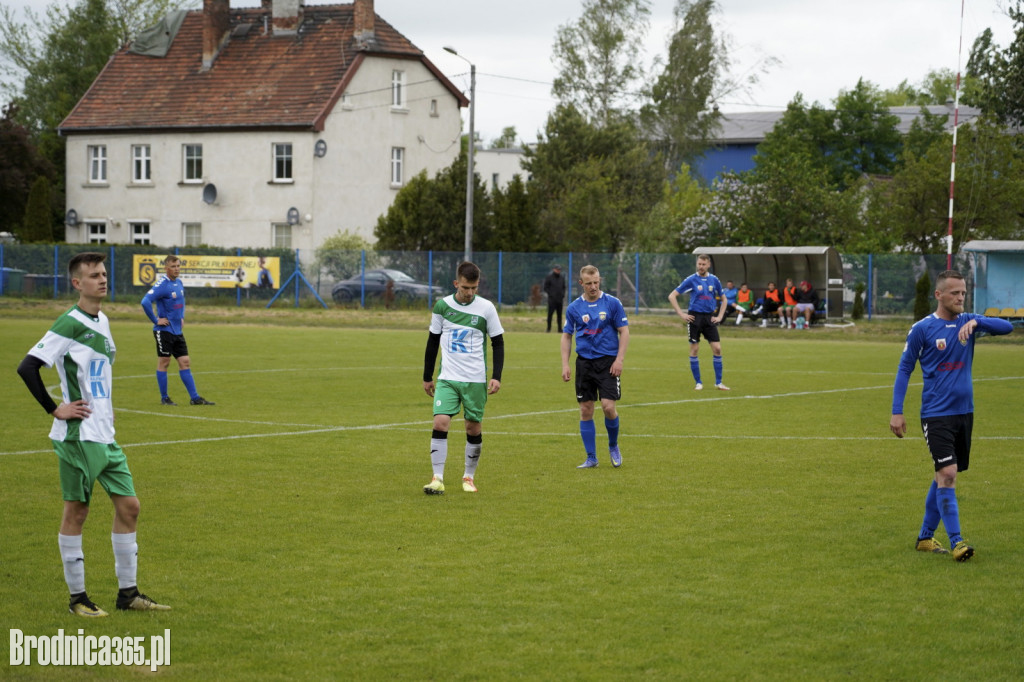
[112,532,138,590]
[464,442,482,478]
[430,437,448,479]
[58,534,86,594]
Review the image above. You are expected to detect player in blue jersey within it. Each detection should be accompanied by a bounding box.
[890,270,1013,561]
[141,255,214,406]
[561,265,630,469]
[668,254,730,391]
[18,252,170,616]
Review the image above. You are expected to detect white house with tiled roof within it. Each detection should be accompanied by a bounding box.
[59,0,468,249]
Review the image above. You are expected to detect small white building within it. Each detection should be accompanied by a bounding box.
[59,0,467,250]
[473,147,528,192]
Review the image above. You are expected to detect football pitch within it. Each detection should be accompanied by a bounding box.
[2,312,1023,680]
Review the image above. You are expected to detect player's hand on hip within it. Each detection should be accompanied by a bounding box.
[889,414,907,438]
[488,379,501,395]
[423,380,435,397]
[54,400,91,421]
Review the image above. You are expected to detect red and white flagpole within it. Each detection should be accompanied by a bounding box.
[946,0,966,269]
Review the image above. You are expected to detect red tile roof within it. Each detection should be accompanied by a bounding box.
[60,3,467,134]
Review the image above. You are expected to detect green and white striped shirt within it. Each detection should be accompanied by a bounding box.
[429,294,504,383]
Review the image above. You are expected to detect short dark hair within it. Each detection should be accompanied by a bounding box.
[164,254,180,265]
[68,252,106,280]
[457,261,480,282]
[936,269,965,289]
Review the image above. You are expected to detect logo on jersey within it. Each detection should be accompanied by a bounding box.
[89,359,107,398]
[37,343,44,349]
[582,314,590,323]
[450,329,470,353]
[935,338,946,351]
[471,316,479,326]
[171,292,177,299]
[697,285,704,292]
[599,312,607,320]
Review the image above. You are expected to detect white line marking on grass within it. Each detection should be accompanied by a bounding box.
[6,376,1021,457]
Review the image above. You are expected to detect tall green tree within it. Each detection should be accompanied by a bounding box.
[965,3,1024,126]
[524,104,664,252]
[489,175,541,251]
[489,126,519,149]
[21,175,55,242]
[551,0,651,125]
[867,117,1024,253]
[374,151,491,252]
[0,0,188,227]
[0,103,53,235]
[641,0,724,168]
[629,162,705,253]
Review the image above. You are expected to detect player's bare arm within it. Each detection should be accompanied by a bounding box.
[958,319,978,343]
[610,327,630,377]
[668,290,693,323]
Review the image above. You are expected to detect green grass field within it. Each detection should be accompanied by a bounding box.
[2,305,1023,680]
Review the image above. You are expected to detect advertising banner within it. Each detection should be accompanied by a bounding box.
[133,255,280,289]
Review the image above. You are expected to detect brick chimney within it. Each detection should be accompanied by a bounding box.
[354,0,375,43]
[272,0,304,35]
[202,0,230,70]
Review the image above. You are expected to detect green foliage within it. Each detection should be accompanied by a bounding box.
[489,126,519,149]
[965,5,1024,126]
[914,270,933,320]
[551,0,651,125]
[880,69,959,106]
[630,163,705,252]
[374,151,491,252]
[852,281,865,320]
[641,0,724,168]
[489,175,542,252]
[525,104,665,252]
[20,175,54,242]
[315,230,378,280]
[0,103,53,235]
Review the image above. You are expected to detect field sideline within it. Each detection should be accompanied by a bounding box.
[2,311,1022,681]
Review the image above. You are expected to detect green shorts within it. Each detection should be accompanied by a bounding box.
[54,440,136,504]
[433,380,488,423]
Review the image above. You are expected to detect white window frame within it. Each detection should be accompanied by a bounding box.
[391,70,406,108]
[272,223,292,248]
[183,144,203,183]
[390,147,404,186]
[130,221,151,244]
[183,222,202,246]
[88,145,107,183]
[429,99,438,117]
[273,143,293,182]
[87,221,107,243]
[131,144,151,183]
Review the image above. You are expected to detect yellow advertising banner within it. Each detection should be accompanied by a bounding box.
[133,255,281,289]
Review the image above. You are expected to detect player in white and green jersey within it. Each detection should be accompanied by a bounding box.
[422,262,505,494]
[17,252,170,617]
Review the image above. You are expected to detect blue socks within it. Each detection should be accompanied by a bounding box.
[156,371,168,398]
[689,357,701,383]
[713,355,723,385]
[579,420,596,459]
[605,416,619,448]
[179,369,199,400]
[936,487,963,546]
[918,480,941,539]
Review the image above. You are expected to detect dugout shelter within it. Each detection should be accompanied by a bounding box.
[692,246,844,320]
[961,240,1024,315]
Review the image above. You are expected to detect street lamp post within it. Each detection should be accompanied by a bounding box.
[443,46,475,263]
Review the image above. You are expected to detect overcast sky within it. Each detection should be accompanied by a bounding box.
[2,0,1017,144]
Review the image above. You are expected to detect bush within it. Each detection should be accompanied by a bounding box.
[914,271,932,321]
[852,282,865,320]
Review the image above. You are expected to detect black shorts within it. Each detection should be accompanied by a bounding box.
[687,312,721,345]
[922,413,973,472]
[575,355,621,403]
[154,329,189,358]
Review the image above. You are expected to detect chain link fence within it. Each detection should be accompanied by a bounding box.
[0,244,976,317]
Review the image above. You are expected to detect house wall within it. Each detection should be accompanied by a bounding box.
[64,56,462,250]
[474,148,527,191]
